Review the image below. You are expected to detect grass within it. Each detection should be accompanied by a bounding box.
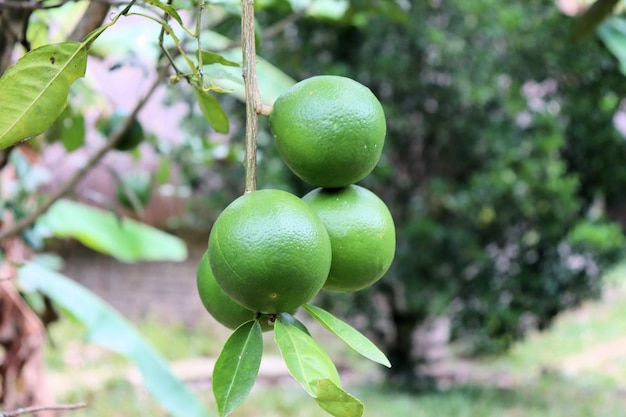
[44,263,626,417]
[490,262,626,385]
[52,375,626,417]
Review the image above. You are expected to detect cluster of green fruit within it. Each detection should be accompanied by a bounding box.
[197,75,396,330]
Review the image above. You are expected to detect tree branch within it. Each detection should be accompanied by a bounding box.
[0,0,72,10]
[68,0,112,42]
[241,0,261,193]
[0,67,168,242]
[0,402,87,417]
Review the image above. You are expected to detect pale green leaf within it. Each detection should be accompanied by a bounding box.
[200,31,296,106]
[156,156,172,184]
[197,50,240,67]
[598,16,626,75]
[0,42,87,149]
[303,304,391,368]
[193,87,229,133]
[274,314,341,396]
[56,104,85,151]
[213,321,263,417]
[17,262,212,417]
[37,199,187,262]
[308,0,350,20]
[315,379,364,417]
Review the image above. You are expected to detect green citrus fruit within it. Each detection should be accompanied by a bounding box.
[269,75,386,188]
[196,250,280,331]
[302,185,396,292]
[208,189,332,313]
[98,113,145,151]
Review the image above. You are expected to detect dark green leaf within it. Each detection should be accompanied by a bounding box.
[570,0,619,41]
[274,316,341,396]
[303,304,391,368]
[315,379,364,417]
[193,87,229,133]
[37,199,187,262]
[18,262,212,417]
[0,42,87,149]
[197,50,240,67]
[213,321,263,417]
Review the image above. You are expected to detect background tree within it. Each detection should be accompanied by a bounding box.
[248,0,626,388]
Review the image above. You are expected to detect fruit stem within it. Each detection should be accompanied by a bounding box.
[241,0,262,193]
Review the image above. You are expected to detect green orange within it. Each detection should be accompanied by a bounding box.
[197,250,277,331]
[269,75,386,188]
[98,112,145,151]
[208,189,332,313]
[302,185,396,292]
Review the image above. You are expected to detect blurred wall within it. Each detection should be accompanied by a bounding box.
[53,235,207,326]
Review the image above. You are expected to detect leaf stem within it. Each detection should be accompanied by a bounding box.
[241,0,262,194]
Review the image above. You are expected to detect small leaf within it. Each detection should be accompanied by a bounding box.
[197,50,240,67]
[315,379,364,417]
[37,199,187,262]
[0,42,87,149]
[570,0,619,41]
[193,87,229,133]
[274,315,341,397]
[199,30,296,106]
[143,0,184,25]
[213,321,263,417]
[303,304,391,368]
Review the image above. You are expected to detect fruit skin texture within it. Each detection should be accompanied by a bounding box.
[197,251,282,331]
[208,189,332,314]
[302,185,396,292]
[269,75,386,188]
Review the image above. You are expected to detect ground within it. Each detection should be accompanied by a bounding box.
[43,263,626,416]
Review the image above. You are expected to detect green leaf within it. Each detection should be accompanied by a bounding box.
[308,0,350,20]
[156,156,172,184]
[303,304,391,368]
[274,315,341,396]
[213,321,263,417]
[315,379,364,417]
[37,199,187,262]
[200,31,296,106]
[0,42,87,149]
[598,16,626,75]
[193,87,229,133]
[570,0,620,41]
[143,0,184,26]
[17,262,212,417]
[197,50,240,67]
[52,104,85,151]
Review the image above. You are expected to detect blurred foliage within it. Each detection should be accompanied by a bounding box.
[247,0,626,387]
